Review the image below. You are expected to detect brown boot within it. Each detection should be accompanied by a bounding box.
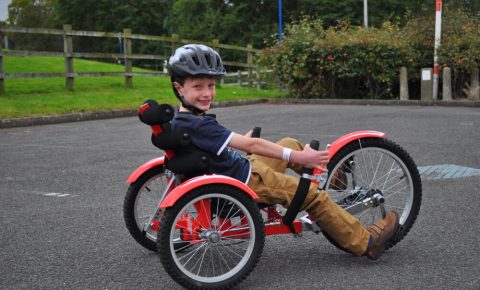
[365,211,399,260]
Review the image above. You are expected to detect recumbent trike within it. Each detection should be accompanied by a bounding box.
[123,100,422,289]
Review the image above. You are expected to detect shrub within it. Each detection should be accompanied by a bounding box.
[260,10,480,99]
[260,18,414,99]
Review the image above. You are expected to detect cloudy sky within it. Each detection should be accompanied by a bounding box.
[0,0,10,21]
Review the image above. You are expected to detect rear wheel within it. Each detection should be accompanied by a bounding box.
[323,138,422,252]
[158,185,264,289]
[124,166,172,251]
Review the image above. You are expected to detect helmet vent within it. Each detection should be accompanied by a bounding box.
[192,56,200,66]
[205,54,211,67]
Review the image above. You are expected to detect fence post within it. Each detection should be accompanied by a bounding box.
[3,35,8,50]
[123,28,132,88]
[471,67,479,102]
[247,44,254,87]
[0,51,4,95]
[171,34,179,54]
[421,68,433,101]
[256,69,260,89]
[63,24,74,91]
[399,67,409,100]
[237,70,241,86]
[442,67,452,101]
[212,39,222,85]
[212,39,220,54]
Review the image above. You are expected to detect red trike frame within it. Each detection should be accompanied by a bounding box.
[126,115,385,238]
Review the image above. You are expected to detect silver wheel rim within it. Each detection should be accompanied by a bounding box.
[169,193,256,283]
[326,146,414,226]
[134,173,168,241]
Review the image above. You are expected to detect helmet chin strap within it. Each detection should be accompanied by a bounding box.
[179,97,206,115]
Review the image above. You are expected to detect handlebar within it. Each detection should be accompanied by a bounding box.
[251,127,261,138]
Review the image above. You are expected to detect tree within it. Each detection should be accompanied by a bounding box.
[8,0,55,27]
[47,0,175,56]
[7,0,58,50]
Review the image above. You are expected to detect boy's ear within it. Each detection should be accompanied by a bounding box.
[173,82,183,94]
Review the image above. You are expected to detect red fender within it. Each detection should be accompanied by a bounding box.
[160,175,259,208]
[328,130,385,160]
[125,156,165,184]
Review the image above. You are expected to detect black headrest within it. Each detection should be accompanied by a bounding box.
[138,100,174,125]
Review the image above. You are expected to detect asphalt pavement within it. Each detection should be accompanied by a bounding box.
[0,103,479,289]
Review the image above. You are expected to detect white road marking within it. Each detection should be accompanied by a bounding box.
[11,190,76,198]
[418,164,480,180]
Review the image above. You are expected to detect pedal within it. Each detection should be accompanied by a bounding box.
[299,215,322,234]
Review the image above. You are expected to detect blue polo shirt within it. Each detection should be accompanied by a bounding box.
[172,112,251,183]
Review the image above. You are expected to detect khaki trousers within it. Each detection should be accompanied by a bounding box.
[246,137,370,256]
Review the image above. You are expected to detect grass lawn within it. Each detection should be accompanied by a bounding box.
[0,56,282,118]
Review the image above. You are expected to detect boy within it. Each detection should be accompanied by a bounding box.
[168,44,399,260]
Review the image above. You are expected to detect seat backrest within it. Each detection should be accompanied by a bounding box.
[138,100,212,177]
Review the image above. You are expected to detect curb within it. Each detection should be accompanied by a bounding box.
[1,98,478,129]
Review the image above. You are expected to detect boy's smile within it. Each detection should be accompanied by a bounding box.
[174,77,216,112]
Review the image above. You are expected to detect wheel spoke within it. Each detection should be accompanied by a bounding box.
[178,242,207,267]
[216,203,239,230]
[219,242,246,259]
[218,215,248,234]
[383,185,408,199]
[215,244,232,272]
[196,244,209,276]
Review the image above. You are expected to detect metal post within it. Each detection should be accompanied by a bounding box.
[63,24,74,91]
[364,0,368,28]
[278,0,283,44]
[433,0,443,100]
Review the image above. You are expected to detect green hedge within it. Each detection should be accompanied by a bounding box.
[260,10,480,99]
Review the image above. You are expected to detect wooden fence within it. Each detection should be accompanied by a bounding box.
[0,25,266,94]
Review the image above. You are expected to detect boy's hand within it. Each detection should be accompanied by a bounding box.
[291,144,330,171]
[244,130,253,138]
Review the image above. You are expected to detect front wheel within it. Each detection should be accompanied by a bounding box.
[158,185,265,289]
[323,138,422,252]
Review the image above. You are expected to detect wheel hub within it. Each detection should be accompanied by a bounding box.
[203,230,221,244]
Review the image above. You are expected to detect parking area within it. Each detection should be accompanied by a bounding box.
[0,104,479,289]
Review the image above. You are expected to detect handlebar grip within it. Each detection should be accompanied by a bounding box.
[309,140,320,151]
[252,127,261,138]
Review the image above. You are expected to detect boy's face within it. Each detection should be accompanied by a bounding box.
[174,77,216,112]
